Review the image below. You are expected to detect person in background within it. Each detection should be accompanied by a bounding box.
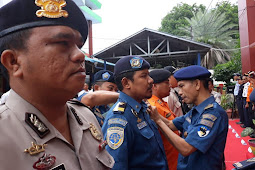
[163,66,189,116]
[81,70,118,126]
[102,56,168,170]
[241,73,249,128]
[148,65,228,170]
[0,0,114,169]
[208,78,221,105]
[234,74,242,124]
[245,71,255,129]
[236,76,245,125]
[148,69,179,170]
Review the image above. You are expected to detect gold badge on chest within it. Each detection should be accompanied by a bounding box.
[24,142,47,155]
[89,123,102,141]
[35,0,68,18]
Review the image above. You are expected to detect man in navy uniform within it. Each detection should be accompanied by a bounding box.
[149,65,228,170]
[0,0,114,169]
[81,70,118,126]
[102,56,168,170]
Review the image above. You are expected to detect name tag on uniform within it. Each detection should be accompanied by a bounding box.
[137,121,147,129]
[50,163,66,170]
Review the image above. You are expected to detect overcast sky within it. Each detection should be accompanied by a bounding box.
[1,0,238,54]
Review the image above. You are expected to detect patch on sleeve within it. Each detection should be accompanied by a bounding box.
[202,113,217,122]
[107,127,124,150]
[113,102,126,113]
[137,121,147,129]
[108,118,128,127]
[200,119,214,128]
[197,125,210,137]
[185,117,191,124]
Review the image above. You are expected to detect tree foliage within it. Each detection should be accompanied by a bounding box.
[159,3,205,36]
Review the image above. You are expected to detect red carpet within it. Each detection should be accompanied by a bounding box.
[225,119,254,170]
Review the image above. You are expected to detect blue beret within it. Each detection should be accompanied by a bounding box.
[174,65,211,81]
[114,56,150,76]
[149,69,171,84]
[93,70,115,84]
[0,0,88,42]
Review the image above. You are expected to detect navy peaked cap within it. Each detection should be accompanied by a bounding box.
[0,0,88,42]
[114,56,150,76]
[174,65,211,81]
[93,70,115,84]
[149,69,171,84]
[164,66,176,74]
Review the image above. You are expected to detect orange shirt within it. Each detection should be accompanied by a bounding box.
[247,83,254,102]
[148,95,179,170]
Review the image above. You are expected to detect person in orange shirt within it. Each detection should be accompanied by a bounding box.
[148,69,179,170]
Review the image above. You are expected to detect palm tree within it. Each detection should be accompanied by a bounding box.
[179,9,238,68]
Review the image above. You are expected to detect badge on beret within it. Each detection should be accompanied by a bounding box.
[102,72,110,81]
[107,127,124,150]
[130,57,143,69]
[35,0,68,18]
[197,125,210,137]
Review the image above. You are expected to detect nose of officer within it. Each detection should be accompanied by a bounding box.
[148,75,154,84]
[71,47,85,64]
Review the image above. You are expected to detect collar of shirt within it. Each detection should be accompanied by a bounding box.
[193,96,215,116]
[119,91,147,113]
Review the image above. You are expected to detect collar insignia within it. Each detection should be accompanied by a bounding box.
[130,57,143,68]
[25,113,50,138]
[89,123,102,141]
[204,104,214,110]
[24,142,47,155]
[35,0,68,18]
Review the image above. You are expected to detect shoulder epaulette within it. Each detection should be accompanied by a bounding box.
[113,102,126,114]
[204,104,214,110]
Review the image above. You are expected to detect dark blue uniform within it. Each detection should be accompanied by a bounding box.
[102,92,168,170]
[173,96,228,170]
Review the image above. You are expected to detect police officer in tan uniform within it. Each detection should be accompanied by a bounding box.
[0,0,114,169]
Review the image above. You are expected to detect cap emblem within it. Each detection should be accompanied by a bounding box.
[102,72,110,81]
[35,0,68,18]
[130,57,143,69]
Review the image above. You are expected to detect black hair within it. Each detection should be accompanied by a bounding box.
[114,71,135,91]
[201,78,210,90]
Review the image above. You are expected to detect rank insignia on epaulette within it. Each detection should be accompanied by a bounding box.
[25,113,49,138]
[35,0,68,18]
[166,113,171,118]
[113,102,126,113]
[33,153,56,170]
[69,106,83,125]
[197,125,210,137]
[107,127,124,150]
[24,142,47,155]
[204,104,214,110]
[89,123,102,141]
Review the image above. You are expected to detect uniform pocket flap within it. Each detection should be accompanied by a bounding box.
[96,151,115,169]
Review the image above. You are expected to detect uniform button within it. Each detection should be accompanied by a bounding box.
[136,105,139,109]
[109,158,112,163]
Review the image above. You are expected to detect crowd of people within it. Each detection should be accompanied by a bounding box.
[0,0,229,169]
[233,72,255,136]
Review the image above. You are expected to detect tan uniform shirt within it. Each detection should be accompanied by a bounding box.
[0,90,114,170]
[163,88,183,117]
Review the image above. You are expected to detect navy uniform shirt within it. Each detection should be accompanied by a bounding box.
[173,96,228,170]
[102,92,168,170]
